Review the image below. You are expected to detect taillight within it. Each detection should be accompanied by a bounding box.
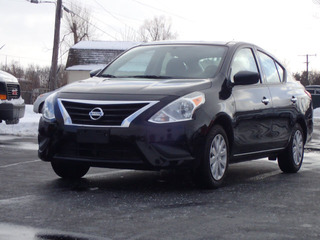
[0,82,6,100]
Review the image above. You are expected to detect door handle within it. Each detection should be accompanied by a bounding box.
[291,96,297,103]
[261,97,270,105]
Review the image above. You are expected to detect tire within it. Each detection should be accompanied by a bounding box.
[51,160,90,179]
[278,124,304,173]
[39,102,44,114]
[194,125,229,189]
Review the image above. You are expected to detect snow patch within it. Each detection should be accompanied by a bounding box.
[313,108,320,119]
[0,105,41,136]
[0,97,25,105]
[66,64,106,71]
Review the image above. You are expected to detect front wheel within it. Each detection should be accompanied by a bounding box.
[194,125,229,189]
[278,124,304,173]
[51,160,90,179]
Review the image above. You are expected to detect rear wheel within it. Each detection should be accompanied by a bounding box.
[278,124,304,173]
[194,125,229,189]
[51,160,90,179]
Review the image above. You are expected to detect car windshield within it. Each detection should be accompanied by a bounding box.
[100,44,227,79]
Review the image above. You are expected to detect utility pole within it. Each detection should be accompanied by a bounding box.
[299,54,316,85]
[29,0,62,91]
[49,0,62,91]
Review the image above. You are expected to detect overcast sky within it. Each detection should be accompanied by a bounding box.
[1,0,320,72]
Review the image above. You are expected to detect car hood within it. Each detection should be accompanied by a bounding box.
[0,70,19,83]
[60,77,212,97]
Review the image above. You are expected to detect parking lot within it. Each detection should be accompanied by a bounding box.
[0,124,320,240]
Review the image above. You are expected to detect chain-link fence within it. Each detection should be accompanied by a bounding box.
[21,88,49,104]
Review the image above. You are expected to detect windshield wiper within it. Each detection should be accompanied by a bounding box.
[129,75,173,79]
[100,74,174,79]
[100,74,117,78]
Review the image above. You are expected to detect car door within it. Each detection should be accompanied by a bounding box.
[257,51,298,149]
[231,48,274,156]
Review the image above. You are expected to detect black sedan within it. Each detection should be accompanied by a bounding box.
[38,41,313,188]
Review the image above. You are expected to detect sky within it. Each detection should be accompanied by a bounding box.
[1,0,320,73]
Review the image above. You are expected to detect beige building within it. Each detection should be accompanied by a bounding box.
[66,41,140,84]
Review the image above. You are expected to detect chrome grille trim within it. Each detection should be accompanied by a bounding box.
[57,99,159,127]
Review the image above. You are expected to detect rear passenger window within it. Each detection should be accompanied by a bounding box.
[258,51,281,84]
[275,62,284,82]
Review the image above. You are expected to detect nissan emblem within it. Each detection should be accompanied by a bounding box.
[89,107,104,120]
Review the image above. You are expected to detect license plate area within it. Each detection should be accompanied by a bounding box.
[77,129,110,144]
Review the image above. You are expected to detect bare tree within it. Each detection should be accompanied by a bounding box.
[62,1,96,47]
[138,15,178,42]
[120,26,139,41]
[2,61,24,79]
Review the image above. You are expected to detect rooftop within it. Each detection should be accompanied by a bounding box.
[71,41,141,50]
[66,41,141,70]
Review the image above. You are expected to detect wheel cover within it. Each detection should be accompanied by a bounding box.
[209,134,227,181]
[292,130,303,166]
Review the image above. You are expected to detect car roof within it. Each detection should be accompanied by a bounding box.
[136,41,267,56]
[139,41,254,47]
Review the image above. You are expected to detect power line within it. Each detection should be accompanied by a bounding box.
[0,53,49,62]
[92,5,143,24]
[90,13,126,36]
[63,5,118,40]
[131,0,189,21]
[64,0,140,39]
[93,0,139,35]
[62,1,119,40]
[74,12,118,40]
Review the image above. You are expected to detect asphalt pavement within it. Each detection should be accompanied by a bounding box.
[306,119,320,150]
[0,124,320,240]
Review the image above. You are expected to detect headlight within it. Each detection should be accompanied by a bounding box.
[42,93,56,121]
[149,92,205,123]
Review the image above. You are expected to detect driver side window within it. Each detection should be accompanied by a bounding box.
[230,48,259,82]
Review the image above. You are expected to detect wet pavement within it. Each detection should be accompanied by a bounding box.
[0,121,320,240]
[0,222,107,240]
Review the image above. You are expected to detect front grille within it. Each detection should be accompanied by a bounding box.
[60,100,150,126]
[6,84,20,99]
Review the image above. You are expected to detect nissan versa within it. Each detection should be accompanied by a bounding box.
[38,42,313,188]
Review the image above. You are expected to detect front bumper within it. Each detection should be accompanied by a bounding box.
[0,102,25,123]
[38,117,206,170]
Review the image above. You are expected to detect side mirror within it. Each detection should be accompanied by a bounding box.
[233,71,260,86]
[90,69,102,78]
